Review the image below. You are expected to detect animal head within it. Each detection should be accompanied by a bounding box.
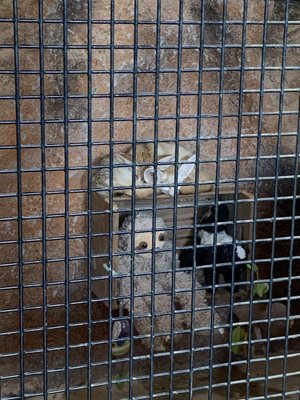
[143,154,196,196]
[200,204,230,233]
[113,153,147,187]
[118,211,167,256]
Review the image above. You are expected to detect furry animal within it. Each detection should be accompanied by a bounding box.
[117,211,227,354]
[92,143,213,198]
[143,154,212,196]
[140,142,212,195]
[92,152,152,199]
[134,142,193,164]
[179,205,248,292]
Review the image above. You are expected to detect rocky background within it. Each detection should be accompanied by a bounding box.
[0,0,299,398]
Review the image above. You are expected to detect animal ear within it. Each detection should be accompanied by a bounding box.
[178,154,196,182]
[115,153,131,164]
[144,167,154,183]
[157,154,175,171]
[144,167,164,183]
[144,155,175,182]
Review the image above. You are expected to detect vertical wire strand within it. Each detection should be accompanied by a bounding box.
[208,1,228,398]
[38,0,48,397]
[282,101,300,399]
[62,1,70,398]
[12,0,25,397]
[226,1,248,398]
[149,0,162,396]
[87,0,93,397]
[246,1,270,398]
[188,0,206,397]
[281,136,300,394]
[5,1,299,399]
[128,0,139,397]
[281,18,300,400]
[264,1,289,397]
[107,0,115,397]
[169,1,185,396]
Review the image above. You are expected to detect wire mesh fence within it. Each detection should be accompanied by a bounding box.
[0,0,300,398]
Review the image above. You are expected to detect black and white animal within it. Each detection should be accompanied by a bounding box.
[179,204,248,292]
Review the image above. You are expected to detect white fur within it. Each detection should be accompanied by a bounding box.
[236,245,246,260]
[93,144,212,198]
[143,154,178,196]
[143,153,211,197]
[197,229,232,245]
[198,230,247,260]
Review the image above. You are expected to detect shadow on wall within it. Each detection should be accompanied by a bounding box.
[254,0,300,313]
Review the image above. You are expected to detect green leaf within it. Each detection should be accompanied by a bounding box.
[253,282,269,298]
[247,263,269,298]
[115,373,127,391]
[247,263,258,274]
[232,326,247,355]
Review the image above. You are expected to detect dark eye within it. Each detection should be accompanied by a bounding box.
[138,241,148,250]
[158,233,164,241]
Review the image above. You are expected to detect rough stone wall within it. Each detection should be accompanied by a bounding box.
[0,0,299,302]
[0,0,274,296]
[0,0,299,350]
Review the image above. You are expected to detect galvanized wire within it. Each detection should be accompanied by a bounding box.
[0,1,300,399]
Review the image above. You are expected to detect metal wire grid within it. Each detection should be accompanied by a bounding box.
[0,0,300,399]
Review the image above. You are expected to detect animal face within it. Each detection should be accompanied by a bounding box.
[134,231,165,255]
[143,154,197,197]
[118,212,168,255]
[200,204,230,233]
